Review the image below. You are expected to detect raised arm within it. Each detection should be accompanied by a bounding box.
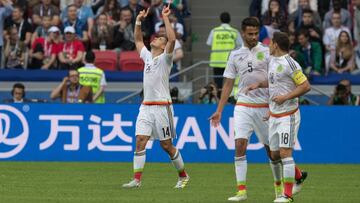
[134,8,149,54]
[162,4,176,54]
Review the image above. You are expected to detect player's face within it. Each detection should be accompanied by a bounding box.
[150,37,167,49]
[242,26,259,48]
[269,40,276,55]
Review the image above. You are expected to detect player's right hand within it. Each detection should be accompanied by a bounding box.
[136,8,149,21]
[244,83,260,95]
[209,111,221,127]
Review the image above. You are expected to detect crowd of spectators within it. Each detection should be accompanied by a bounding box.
[0,0,189,70]
[251,0,360,76]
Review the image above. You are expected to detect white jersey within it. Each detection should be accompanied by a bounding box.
[268,54,307,114]
[223,42,270,104]
[140,47,173,103]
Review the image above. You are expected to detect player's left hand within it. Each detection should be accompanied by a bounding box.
[272,95,288,105]
[162,4,171,18]
[262,111,270,121]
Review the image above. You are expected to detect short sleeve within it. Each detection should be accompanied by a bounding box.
[286,58,307,85]
[164,52,173,66]
[140,46,150,60]
[223,52,237,79]
[100,72,107,86]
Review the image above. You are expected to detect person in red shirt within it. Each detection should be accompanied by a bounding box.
[58,26,85,69]
[29,26,63,69]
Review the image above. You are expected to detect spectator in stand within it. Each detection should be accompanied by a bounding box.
[289,31,298,58]
[323,0,351,30]
[96,0,121,25]
[29,26,62,69]
[2,83,32,103]
[198,82,219,104]
[170,86,184,104]
[61,0,94,34]
[4,5,32,47]
[50,69,93,103]
[289,0,322,30]
[329,31,355,73]
[207,12,242,88]
[288,0,317,14]
[262,0,287,34]
[31,0,60,27]
[4,26,26,69]
[136,0,154,47]
[328,79,360,105]
[113,7,135,50]
[155,12,184,40]
[62,4,89,42]
[163,0,190,17]
[121,0,137,23]
[31,15,52,45]
[354,0,360,46]
[294,29,323,75]
[323,12,351,72]
[296,8,322,44]
[249,0,287,20]
[0,0,13,66]
[58,26,85,69]
[90,13,114,50]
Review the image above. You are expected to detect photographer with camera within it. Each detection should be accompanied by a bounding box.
[50,69,93,103]
[328,79,360,105]
[198,82,219,104]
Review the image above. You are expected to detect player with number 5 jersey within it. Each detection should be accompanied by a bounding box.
[210,17,283,202]
[122,5,189,189]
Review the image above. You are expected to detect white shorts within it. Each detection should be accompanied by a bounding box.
[233,105,269,145]
[269,109,300,151]
[135,104,176,141]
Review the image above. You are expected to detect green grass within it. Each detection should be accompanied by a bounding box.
[0,162,359,203]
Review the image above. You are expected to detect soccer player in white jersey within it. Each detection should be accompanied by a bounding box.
[122,5,190,189]
[246,32,311,203]
[210,17,283,201]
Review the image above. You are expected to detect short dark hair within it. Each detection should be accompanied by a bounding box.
[220,12,231,24]
[241,17,260,31]
[13,5,24,13]
[272,32,290,52]
[302,8,313,15]
[13,83,25,90]
[296,29,310,38]
[85,51,96,63]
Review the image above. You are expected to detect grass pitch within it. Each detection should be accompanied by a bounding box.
[0,162,359,203]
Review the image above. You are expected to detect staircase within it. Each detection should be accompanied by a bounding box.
[183,0,251,99]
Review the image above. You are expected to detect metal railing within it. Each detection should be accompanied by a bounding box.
[116,60,330,105]
[116,60,213,103]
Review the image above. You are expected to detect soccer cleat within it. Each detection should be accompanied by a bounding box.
[122,179,141,188]
[293,171,308,195]
[273,195,294,203]
[227,190,247,201]
[274,184,283,198]
[174,176,190,188]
